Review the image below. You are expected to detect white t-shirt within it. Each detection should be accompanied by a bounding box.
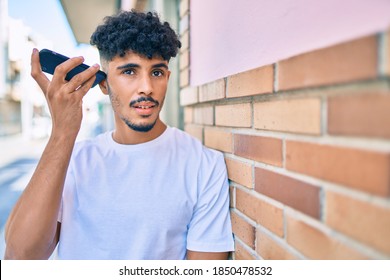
[56,127,234,259]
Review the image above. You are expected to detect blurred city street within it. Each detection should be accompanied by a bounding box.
[0,134,47,259]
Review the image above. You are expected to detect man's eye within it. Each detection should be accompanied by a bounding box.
[123,69,135,75]
[152,70,163,77]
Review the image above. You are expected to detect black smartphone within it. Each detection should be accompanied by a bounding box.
[39,48,106,88]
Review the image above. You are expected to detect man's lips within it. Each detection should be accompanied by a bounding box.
[130,97,159,116]
[133,102,156,109]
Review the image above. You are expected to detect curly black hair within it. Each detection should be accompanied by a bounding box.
[90,10,181,61]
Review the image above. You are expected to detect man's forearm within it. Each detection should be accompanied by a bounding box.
[4,133,76,259]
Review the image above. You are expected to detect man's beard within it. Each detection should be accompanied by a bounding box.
[108,85,159,133]
[122,117,157,132]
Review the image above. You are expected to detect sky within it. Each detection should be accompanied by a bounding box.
[8,0,77,51]
[8,0,101,71]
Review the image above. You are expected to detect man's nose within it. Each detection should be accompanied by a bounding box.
[138,75,153,95]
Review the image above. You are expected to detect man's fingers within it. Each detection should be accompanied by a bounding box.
[74,74,97,97]
[31,48,101,98]
[30,48,50,93]
[50,55,85,85]
[65,64,101,94]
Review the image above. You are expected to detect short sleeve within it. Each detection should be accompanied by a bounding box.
[57,160,76,223]
[186,149,234,252]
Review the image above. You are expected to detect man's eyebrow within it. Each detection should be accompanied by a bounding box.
[116,63,140,70]
[152,63,169,69]
[116,62,169,70]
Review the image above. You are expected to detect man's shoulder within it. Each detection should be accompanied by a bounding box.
[169,127,215,151]
[169,127,224,164]
[169,127,198,142]
[72,131,110,156]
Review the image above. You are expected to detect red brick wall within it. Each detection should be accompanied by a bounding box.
[179,0,390,259]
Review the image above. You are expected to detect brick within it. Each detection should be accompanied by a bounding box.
[183,107,193,124]
[255,168,321,219]
[179,15,188,33]
[278,36,377,90]
[179,0,189,17]
[225,158,252,188]
[194,106,213,125]
[204,128,232,153]
[215,103,251,127]
[180,86,198,106]
[234,134,283,166]
[326,191,390,255]
[180,49,189,70]
[184,124,203,142]
[256,231,298,260]
[286,215,369,259]
[254,98,322,135]
[286,141,390,197]
[199,79,225,102]
[180,30,189,51]
[328,92,390,139]
[231,211,256,249]
[236,188,284,236]
[180,68,189,88]
[227,65,273,98]
[234,241,257,260]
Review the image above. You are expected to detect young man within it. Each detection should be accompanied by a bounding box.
[4,10,234,260]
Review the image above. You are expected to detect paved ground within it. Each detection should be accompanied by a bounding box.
[0,135,47,259]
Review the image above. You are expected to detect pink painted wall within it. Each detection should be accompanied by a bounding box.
[190,0,390,86]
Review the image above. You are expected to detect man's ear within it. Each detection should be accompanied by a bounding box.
[99,79,108,95]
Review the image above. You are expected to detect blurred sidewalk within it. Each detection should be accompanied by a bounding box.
[0,134,47,165]
[0,134,47,259]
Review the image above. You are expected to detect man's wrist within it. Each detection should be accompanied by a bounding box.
[49,131,78,147]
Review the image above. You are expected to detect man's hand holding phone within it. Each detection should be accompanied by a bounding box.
[30,48,103,138]
[3,49,104,259]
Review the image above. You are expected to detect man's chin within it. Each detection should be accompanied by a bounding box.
[124,119,157,132]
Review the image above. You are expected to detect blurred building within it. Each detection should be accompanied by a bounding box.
[0,0,53,138]
[0,0,7,100]
[0,0,14,136]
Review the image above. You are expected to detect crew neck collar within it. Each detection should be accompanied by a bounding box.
[104,126,171,152]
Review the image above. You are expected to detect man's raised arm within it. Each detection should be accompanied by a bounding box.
[4,49,100,259]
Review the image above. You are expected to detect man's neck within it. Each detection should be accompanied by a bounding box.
[112,119,167,145]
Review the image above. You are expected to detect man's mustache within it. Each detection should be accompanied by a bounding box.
[129,96,159,107]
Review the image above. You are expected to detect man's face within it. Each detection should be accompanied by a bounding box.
[102,51,170,132]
